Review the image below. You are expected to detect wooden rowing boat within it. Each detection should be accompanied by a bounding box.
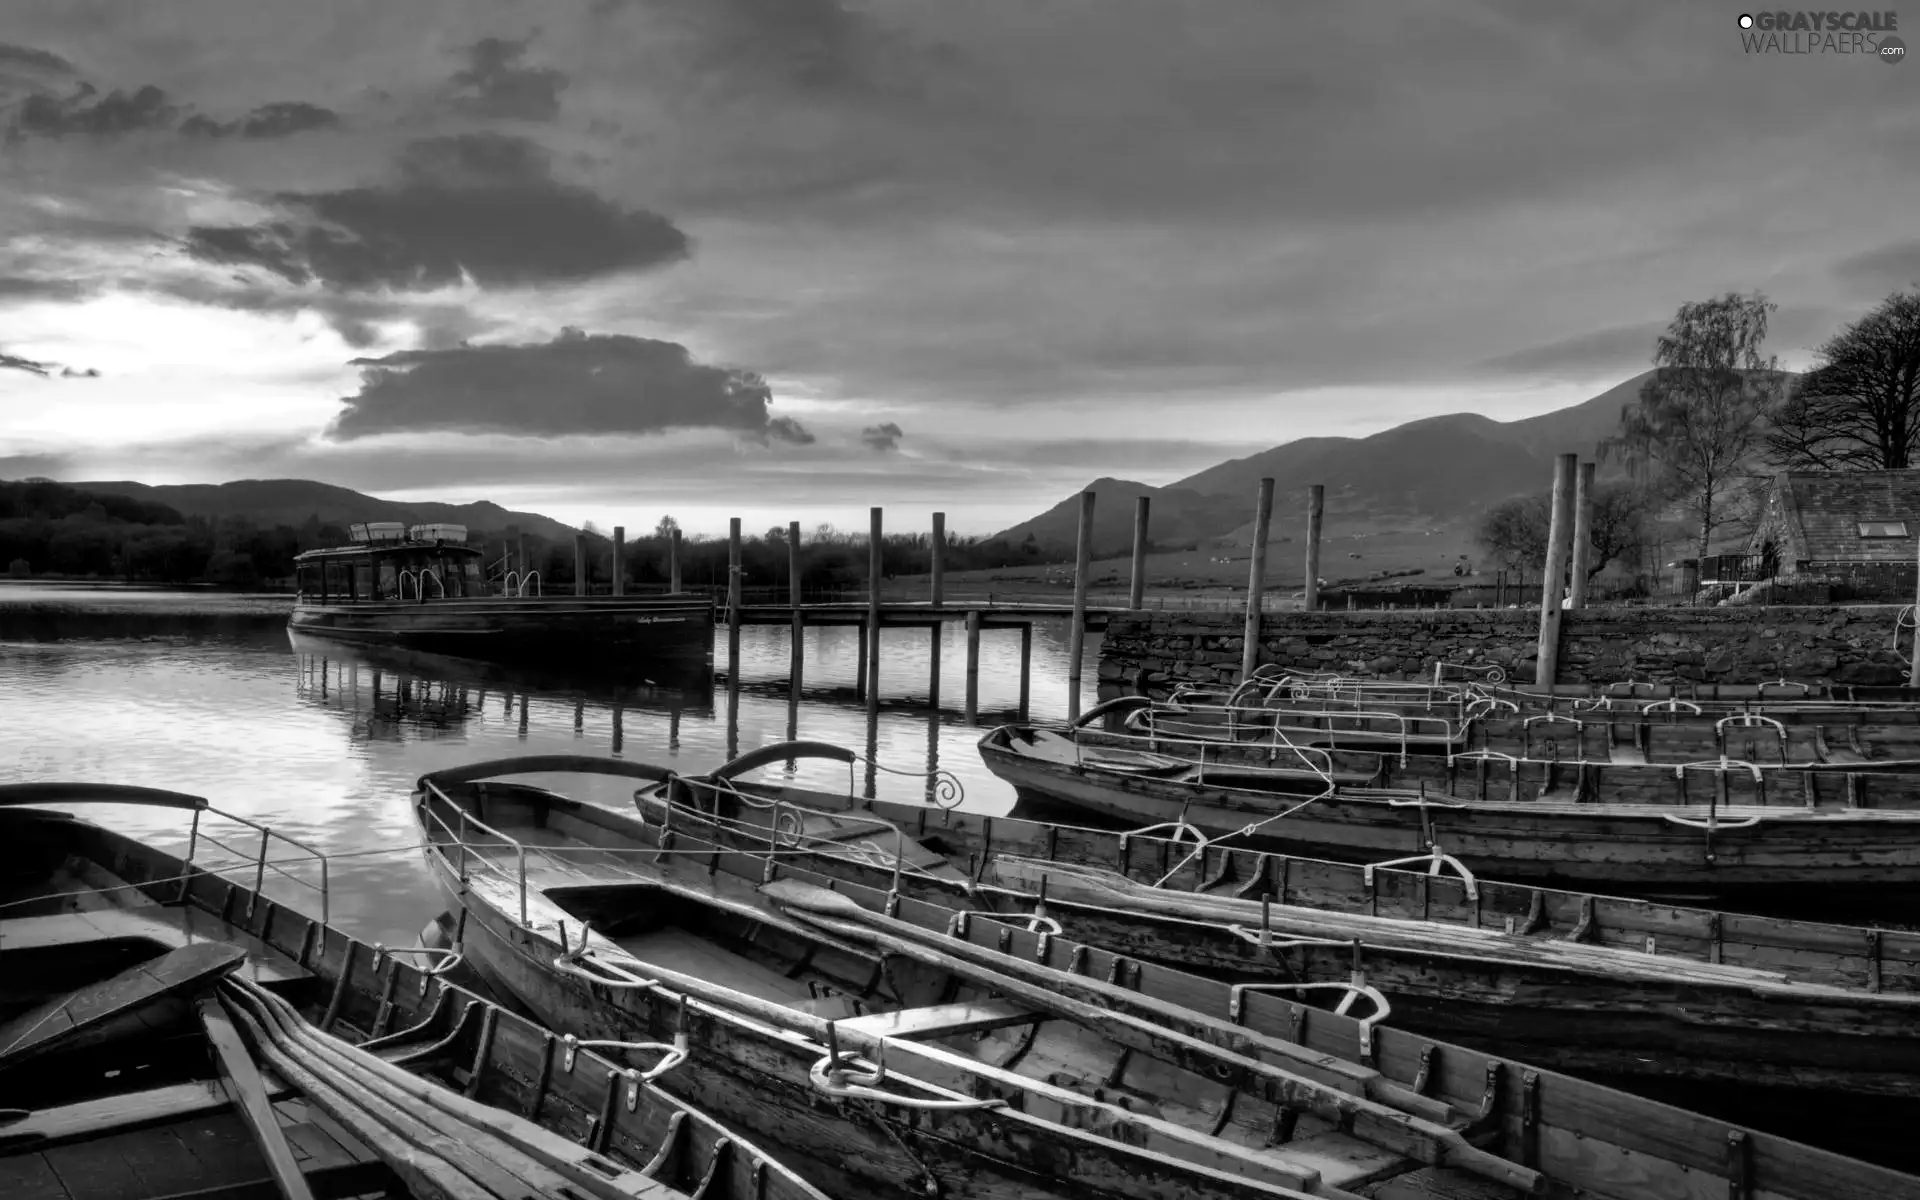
[976,703,1920,905]
[413,753,1920,1200]
[631,741,1920,1168]
[0,783,826,1200]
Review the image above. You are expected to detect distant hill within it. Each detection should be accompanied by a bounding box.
[993,370,1790,553]
[66,478,579,542]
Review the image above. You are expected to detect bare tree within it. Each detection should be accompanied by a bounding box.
[653,514,680,539]
[1602,292,1786,564]
[1766,289,1920,470]
[1477,484,1652,580]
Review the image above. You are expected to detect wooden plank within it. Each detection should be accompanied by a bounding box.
[0,1079,296,1150]
[0,1154,71,1200]
[0,942,245,1068]
[835,999,1038,1041]
[197,998,315,1200]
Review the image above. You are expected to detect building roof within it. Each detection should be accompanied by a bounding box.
[1771,469,1920,563]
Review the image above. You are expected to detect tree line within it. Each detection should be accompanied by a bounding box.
[0,477,1071,590]
[1476,287,1920,592]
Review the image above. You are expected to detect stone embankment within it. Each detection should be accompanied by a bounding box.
[1097,605,1914,688]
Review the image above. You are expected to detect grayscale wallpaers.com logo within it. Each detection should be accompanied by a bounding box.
[1737,11,1905,59]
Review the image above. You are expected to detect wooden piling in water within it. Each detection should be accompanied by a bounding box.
[789,520,804,691]
[1536,453,1577,685]
[1018,623,1032,718]
[573,531,586,596]
[612,526,626,597]
[964,610,981,723]
[727,517,742,665]
[867,506,883,702]
[1304,484,1324,612]
[1243,478,1275,682]
[1129,495,1150,610]
[1569,461,1595,608]
[932,511,946,606]
[1067,490,1095,722]
[669,528,682,593]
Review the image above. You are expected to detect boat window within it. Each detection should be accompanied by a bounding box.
[377,559,399,599]
[296,564,321,596]
[324,560,349,598]
[353,561,373,599]
[441,558,463,597]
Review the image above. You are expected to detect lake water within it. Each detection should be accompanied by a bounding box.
[0,584,1099,950]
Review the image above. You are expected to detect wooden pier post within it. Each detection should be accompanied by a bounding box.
[789,520,804,691]
[867,506,883,702]
[1910,532,1920,687]
[1243,478,1275,681]
[1129,495,1150,610]
[612,526,626,597]
[931,512,946,606]
[669,528,682,593]
[1067,490,1096,722]
[964,610,982,723]
[1304,484,1324,611]
[1568,461,1595,608]
[727,516,742,667]
[855,622,869,700]
[1018,623,1032,718]
[1536,453,1577,686]
[573,531,587,596]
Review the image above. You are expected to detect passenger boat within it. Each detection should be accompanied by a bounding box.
[976,699,1920,905]
[0,782,825,1200]
[633,741,1920,1168]
[289,522,713,673]
[413,754,1920,1200]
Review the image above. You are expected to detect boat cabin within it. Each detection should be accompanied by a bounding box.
[294,522,486,603]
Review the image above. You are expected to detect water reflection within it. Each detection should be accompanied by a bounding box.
[0,586,1102,950]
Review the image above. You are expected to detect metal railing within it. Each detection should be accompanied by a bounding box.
[183,806,331,927]
[397,568,444,601]
[418,780,529,925]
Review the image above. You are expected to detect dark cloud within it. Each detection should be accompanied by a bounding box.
[0,42,77,74]
[450,37,566,121]
[859,421,902,452]
[0,277,90,302]
[183,133,688,292]
[328,327,808,443]
[180,101,340,139]
[11,83,179,137]
[1834,241,1920,298]
[0,452,73,476]
[1,351,56,376]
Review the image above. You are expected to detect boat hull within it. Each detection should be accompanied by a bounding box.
[979,733,1920,903]
[425,855,1294,1200]
[289,594,714,671]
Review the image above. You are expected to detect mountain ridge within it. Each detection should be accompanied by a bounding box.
[992,372,1661,555]
[60,478,581,542]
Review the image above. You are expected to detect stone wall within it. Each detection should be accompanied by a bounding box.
[1097,604,1915,689]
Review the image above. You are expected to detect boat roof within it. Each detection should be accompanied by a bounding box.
[294,539,484,563]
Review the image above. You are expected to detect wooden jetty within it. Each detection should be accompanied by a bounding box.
[0,782,824,1200]
[630,744,1920,1168]
[413,754,1920,1200]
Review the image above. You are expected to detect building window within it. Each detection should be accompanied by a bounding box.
[1856,521,1910,538]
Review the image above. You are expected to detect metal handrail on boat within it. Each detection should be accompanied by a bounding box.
[397,568,445,601]
[419,781,530,925]
[0,783,331,926]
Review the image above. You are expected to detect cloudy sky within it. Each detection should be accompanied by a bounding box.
[1,1,1915,536]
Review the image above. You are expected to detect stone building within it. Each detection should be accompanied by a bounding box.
[1709,469,1920,599]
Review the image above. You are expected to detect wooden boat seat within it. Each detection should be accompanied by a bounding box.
[612,929,859,1017]
[836,999,1040,1042]
[0,907,312,987]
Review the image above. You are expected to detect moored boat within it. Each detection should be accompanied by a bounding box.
[634,741,1920,1167]
[976,702,1920,906]
[0,782,825,1200]
[289,522,713,673]
[414,753,1920,1199]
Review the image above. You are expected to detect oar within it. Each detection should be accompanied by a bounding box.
[765,880,1543,1196]
[196,995,316,1200]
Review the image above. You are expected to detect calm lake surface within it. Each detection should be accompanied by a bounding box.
[0,584,1099,950]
